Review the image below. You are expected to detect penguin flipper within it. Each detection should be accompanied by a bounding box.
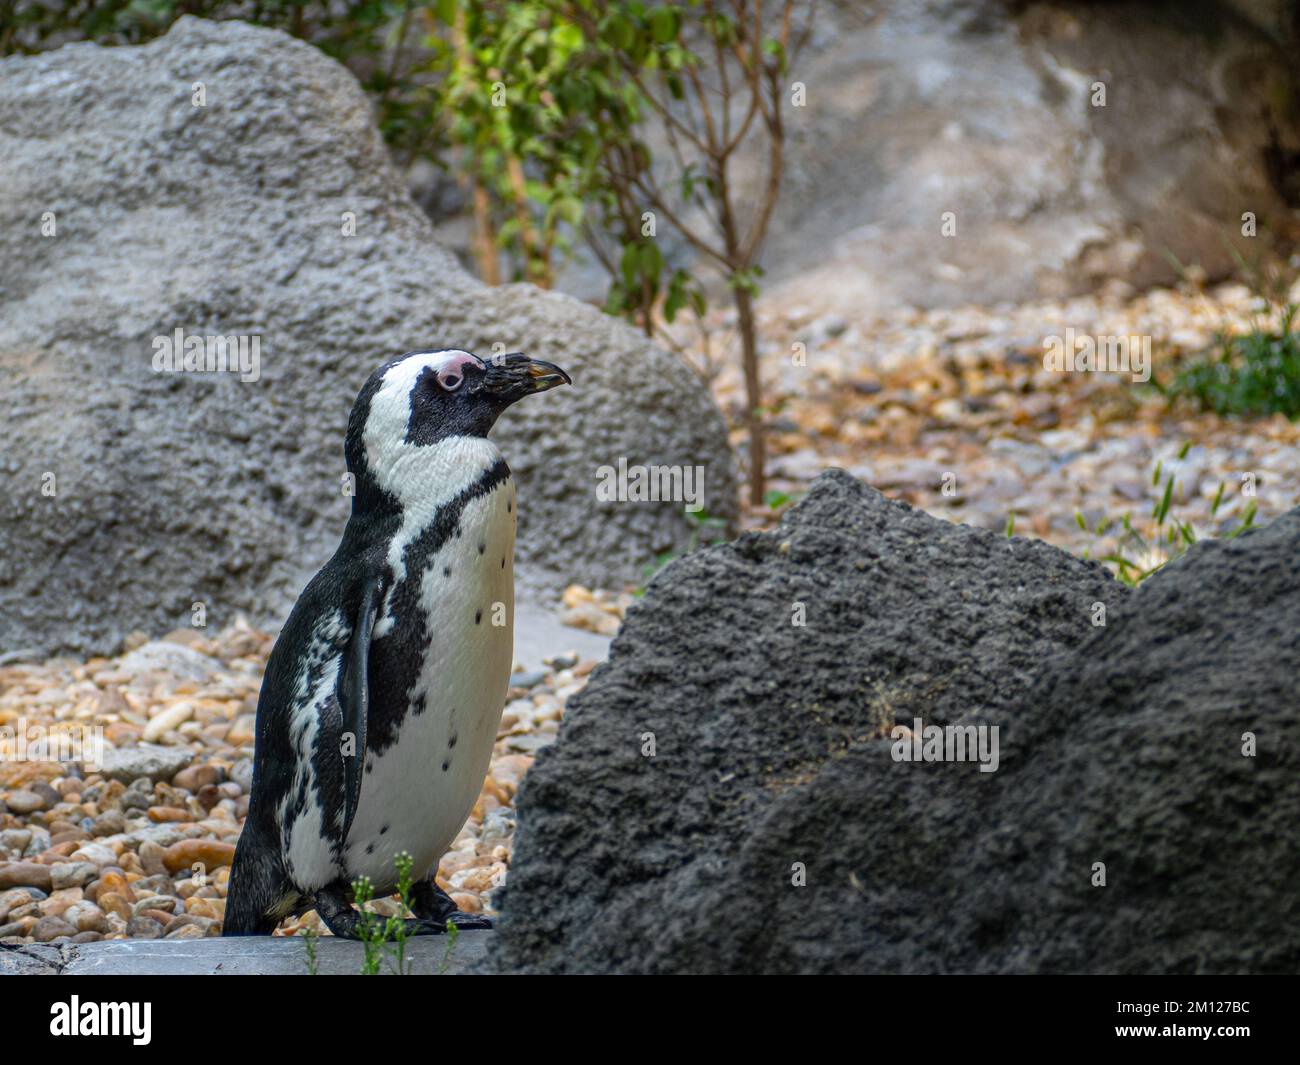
[340,575,382,839]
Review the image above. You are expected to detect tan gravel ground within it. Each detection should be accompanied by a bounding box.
[695,279,1300,562]
[0,599,623,944]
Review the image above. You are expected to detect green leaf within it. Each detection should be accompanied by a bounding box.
[1153,474,1174,525]
[602,13,635,51]
[603,281,629,317]
[620,242,640,290]
[680,165,696,201]
[550,21,583,53]
[664,271,686,323]
[649,7,679,44]
[641,240,664,281]
[762,37,787,73]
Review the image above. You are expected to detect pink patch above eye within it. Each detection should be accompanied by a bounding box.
[436,352,478,391]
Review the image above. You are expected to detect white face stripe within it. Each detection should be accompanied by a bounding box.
[368,349,474,436]
[361,349,493,495]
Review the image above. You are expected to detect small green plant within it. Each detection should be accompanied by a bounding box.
[351,850,418,975]
[1166,303,1300,419]
[636,507,729,593]
[1077,443,1257,586]
[350,875,384,975]
[1164,246,1300,419]
[305,853,458,974]
[301,925,319,976]
[438,919,461,975]
[763,488,795,513]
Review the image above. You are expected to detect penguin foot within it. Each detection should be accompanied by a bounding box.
[313,881,492,938]
[409,878,493,931]
[415,911,493,934]
[318,911,489,938]
[312,882,419,940]
[323,914,440,940]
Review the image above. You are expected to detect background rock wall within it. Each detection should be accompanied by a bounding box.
[719,0,1300,315]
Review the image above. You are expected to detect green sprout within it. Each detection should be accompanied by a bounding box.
[1076,445,1257,586]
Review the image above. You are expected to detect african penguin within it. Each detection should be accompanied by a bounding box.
[224,348,570,937]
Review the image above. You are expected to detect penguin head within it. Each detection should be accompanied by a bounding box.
[345,348,570,498]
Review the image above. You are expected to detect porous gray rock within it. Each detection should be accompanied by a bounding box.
[490,469,1124,972]
[1003,502,1300,974]
[490,469,1299,973]
[0,17,736,657]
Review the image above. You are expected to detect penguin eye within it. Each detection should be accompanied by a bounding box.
[437,369,463,392]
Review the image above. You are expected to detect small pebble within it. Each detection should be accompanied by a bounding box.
[49,862,97,890]
[126,915,165,938]
[32,915,78,942]
[2,791,47,815]
[0,862,53,892]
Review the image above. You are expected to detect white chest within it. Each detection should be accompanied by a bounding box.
[346,475,516,886]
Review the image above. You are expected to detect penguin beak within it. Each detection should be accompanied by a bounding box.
[482,352,572,403]
[521,355,572,393]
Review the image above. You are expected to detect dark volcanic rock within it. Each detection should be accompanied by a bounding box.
[493,470,1300,973]
[1005,503,1300,973]
[0,17,736,656]
[490,469,1133,973]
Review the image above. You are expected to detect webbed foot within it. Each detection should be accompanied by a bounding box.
[410,878,493,932]
[313,882,428,940]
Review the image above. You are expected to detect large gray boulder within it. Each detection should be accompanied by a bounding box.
[490,469,1299,973]
[749,0,1300,314]
[0,17,736,657]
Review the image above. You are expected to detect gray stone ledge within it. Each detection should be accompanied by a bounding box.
[1,932,492,976]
